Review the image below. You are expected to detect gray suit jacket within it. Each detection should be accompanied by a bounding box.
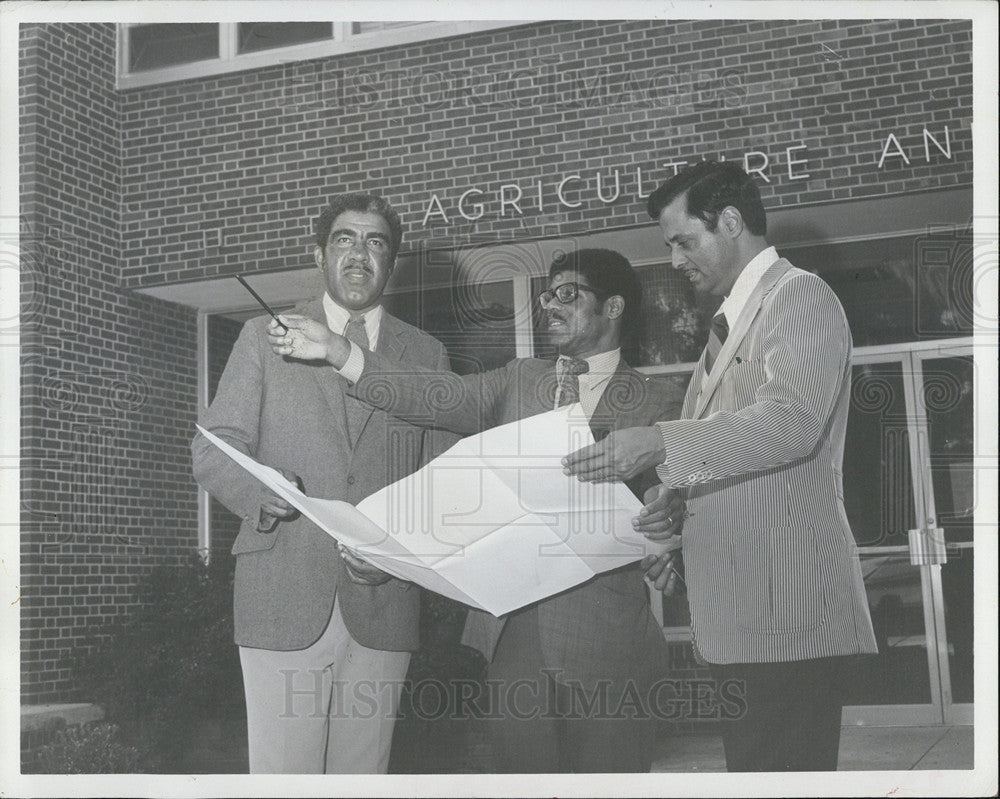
[655,259,878,664]
[351,355,683,684]
[192,298,451,652]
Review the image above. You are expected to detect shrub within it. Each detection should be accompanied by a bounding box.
[72,553,244,770]
[35,723,146,774]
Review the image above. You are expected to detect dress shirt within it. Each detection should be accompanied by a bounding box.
[715,246,779,328]
[557,349,621,419]
[324,293,382,379]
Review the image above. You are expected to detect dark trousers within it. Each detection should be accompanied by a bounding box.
[710,656,853,772]
[486,606,655,773]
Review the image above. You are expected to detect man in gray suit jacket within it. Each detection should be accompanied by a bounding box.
[267,249,686,773]
[191,193,452,773]
[563,162,878,771]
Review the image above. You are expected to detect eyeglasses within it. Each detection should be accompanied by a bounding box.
[537,282,604,305]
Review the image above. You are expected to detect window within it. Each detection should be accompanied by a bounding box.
[129,24,219,71]
[117,21,523,89]
[236,22,334,54]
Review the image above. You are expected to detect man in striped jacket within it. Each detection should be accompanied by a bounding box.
[563,161,878,772]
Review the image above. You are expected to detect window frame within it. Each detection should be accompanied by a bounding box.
[117,21,525,89]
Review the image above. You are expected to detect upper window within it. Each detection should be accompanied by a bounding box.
[117,21,521,89]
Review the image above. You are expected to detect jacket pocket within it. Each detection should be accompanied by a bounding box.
[716,357,765,411]
[231,521,280,555]
[732,527,825,633]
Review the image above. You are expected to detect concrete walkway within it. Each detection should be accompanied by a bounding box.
[652,725,974,772]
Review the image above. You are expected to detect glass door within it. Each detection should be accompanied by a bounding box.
[842,342,975,726]
[841,351,942,725]
[912,346,975,725]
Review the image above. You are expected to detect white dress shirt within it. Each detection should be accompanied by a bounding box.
[324,294,382,380]
[715,246,779,328]
[557,349,621,419]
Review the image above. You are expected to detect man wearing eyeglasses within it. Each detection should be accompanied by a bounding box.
[192,193,454,774]
[266,248,685,773]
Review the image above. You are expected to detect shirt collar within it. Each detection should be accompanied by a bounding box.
[717,246,779,327]
[322,292,383,336]
[559,348,621,389]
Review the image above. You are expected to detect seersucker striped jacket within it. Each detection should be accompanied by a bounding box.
[655,258,878,664]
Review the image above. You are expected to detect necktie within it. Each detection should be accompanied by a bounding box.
[343,315,370,444]
[556,357,589,407]
[703,312,729,376]
[344,315,370,351]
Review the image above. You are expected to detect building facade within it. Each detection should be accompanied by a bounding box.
[20,19,976,728]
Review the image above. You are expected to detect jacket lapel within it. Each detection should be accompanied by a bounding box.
[588,361,638,437]
[693,259,792,419]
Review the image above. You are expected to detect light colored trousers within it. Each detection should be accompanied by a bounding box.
[238,596,411,773]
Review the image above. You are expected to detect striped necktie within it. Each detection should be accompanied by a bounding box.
[343,315,370,444]
[344,315,369,351]
[704,312,729,376]
[556,357,589,407]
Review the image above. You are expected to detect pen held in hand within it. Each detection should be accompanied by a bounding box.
[235,274,288,332]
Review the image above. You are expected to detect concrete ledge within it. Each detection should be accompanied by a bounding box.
[21,703,104,733]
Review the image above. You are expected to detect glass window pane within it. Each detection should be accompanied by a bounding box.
[128,24,219,72]
[784,234,973,348]
[383,282,516,375]
[940,549,973,702]
[237,22,334,54]
[351,22,422,35]
[844,362,916,547]
[846,553,932,705]
[633,264,719,367]
[922,356,975,543]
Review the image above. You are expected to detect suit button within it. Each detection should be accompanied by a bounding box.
[346,475,355,485]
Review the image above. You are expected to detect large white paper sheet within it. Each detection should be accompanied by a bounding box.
[197,405,669,616]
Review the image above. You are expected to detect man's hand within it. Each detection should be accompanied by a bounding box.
[632,484,685,539]
[257,468,302,532]
[641,548,684,595]
[562,426,666,483]
[337,543,392,586]
[267,315,350,367]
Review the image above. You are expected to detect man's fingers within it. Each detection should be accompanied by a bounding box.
[653,568,678,593]
[273,314,308,329]
[640,554,659,571]
[338,546,390,585]
[641,553,670,576]
[260,499,295,518]
[561,441,606,470]
[277,469,303,491]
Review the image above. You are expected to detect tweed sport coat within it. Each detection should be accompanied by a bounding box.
[192,298,452,652]
[654,259,878,664]
[349,354,683,684]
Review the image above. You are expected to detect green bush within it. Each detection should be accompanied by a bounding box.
[35,723,145,774]
[73,553,243,770]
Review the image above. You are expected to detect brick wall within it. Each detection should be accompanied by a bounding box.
[20,23,200,703]
[118,18,972,289]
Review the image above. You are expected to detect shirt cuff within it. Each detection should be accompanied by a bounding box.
[655,421,673,483]
[338,342,365,384]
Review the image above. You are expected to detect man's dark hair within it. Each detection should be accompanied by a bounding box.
[647,160,767,237]
[548,247,642,340]
[314,193,404,262]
